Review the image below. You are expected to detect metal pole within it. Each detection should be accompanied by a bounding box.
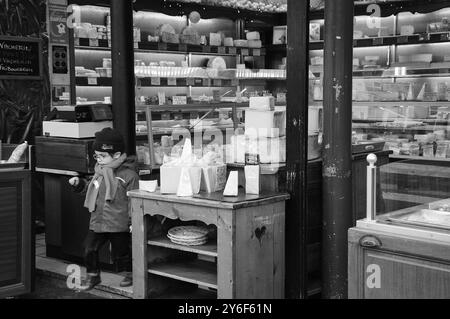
[286,0,309,299]
[111,0,135,155]
[366,154,378,221]
[322,0,354,299]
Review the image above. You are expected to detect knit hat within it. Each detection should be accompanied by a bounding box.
[93,127,125,154]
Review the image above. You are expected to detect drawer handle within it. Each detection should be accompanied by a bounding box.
[360,236,381,248]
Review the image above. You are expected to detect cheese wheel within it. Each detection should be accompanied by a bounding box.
[181,26,198,36]
[156,24,175,37]
[207,57,227,70]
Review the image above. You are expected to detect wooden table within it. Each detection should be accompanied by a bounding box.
[128,189,289,299]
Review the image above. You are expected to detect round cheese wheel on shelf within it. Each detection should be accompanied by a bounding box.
[207,57,227,70]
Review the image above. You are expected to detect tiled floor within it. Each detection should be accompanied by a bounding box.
[35,234,132,299]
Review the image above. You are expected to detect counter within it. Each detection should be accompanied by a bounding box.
[0,145,33,298]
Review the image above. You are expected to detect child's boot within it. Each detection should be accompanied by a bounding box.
[120,272,132,287]
[79,273,101,291]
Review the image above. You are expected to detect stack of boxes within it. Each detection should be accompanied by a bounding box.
[229,96,286,165]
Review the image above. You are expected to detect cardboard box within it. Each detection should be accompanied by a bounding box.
[245,108,286,138]
[200,164,227,193]
[231,135,286,164]
[160,166,202,194]
[42,121,113,138]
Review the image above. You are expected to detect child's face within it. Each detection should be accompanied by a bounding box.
[93,151,120,165]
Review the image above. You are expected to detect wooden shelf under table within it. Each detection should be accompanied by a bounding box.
[147,237,218,257]
[148,259,218,290]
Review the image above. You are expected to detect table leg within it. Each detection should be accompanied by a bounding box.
[217,210,234,298]
[131,199,148,299]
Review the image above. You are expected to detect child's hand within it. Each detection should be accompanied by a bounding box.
[69,177,80,187]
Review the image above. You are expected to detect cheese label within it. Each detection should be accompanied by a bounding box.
[168,78,177,86]
[151,77,161,86]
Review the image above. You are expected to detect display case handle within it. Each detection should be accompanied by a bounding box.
[366,153,378,221]
[360,235,382,248]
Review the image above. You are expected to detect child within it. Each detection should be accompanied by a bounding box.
[69,127,139,290]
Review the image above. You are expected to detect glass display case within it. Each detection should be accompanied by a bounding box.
[307,6,450,162]
[348,153,450,299]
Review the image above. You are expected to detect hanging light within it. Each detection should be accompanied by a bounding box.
[189,11,201,24]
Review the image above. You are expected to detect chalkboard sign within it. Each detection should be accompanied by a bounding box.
[0,36,42,80]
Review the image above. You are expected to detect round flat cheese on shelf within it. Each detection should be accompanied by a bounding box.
[207,57,227,70]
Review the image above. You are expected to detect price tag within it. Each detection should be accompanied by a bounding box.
[186,78,195,86]
[241,48,249,56]
[372,37,383,46]
[88,77,98,85]
[172,95,187,105]
[168,77,177,86]
[89,39,99,47]
[228,47,237,55]
[108,40,112,48]
[397,35,408,44]
[151,77,161,86]
[353,40,358,46]
[253,48,261,56]
[218,46,226,54]
[213,79,222,86]
[74,38,80,46]
[440,33,450,41]
[134,42,139,49]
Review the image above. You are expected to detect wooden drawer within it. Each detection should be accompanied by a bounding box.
[35,136,95,174]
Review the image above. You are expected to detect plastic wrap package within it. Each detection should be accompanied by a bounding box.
[198,151,227,193]
[161,139,228,194]
[160,139,202,194]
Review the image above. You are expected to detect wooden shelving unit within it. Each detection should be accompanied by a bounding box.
[148,259,218,290]
[147,237,218,257]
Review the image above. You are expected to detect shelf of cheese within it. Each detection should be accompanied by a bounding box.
[74,38,266,56]
[134,67,286,80]
[135,103,249,112]
[353,123,449,132]
[311,64,450,79]
[275,32,450,51]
